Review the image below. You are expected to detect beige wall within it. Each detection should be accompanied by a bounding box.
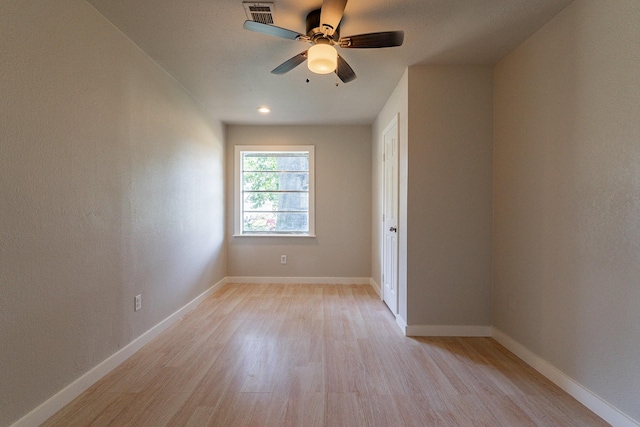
[406,66,494,327]
[0,1,226,425]
[226,125,371,279]
[494,0,640,421]
[372,66,493,328]
[373,71,409,320]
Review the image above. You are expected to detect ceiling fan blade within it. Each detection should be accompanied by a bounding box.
[320,0,348,36]
[339,31,404,49]
[336,54,356,83]
[243,20,304,40]
[271,51,308,75]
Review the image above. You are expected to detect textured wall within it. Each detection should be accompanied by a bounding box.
[494,0,640,421]
[0,1,225,425]
[406,66,494,327]
[226,125,371,279]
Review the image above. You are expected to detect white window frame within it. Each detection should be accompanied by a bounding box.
[234,145,315,237]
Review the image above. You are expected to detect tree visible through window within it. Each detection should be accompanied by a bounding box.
[235,146,315,235]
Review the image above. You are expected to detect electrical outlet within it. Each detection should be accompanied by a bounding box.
[135,294,142,312]
[508,294,517,312]
[281,255,287,264]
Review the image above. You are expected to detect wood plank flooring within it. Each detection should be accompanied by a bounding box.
[43,283,608,426]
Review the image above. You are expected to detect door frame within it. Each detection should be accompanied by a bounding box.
[381,113,399,315]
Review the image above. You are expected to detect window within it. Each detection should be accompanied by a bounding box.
[235,145,315,236]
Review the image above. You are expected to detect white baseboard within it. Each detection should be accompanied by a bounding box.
[396,314,408,335]
[226,276,372,285]
[406,324,492,337]
[492,328,639,427]
[369,278,382,297]
[11,278,227,427]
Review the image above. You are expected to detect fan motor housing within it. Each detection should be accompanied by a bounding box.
[306,9,340,40]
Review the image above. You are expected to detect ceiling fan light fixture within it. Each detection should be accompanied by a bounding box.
[307,44,337,74]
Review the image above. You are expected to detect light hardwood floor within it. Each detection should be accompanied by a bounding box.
[43,283,608,426]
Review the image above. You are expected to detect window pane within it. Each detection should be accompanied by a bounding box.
[243,192,308,212]
[242,171,308,192]
[278,171,308,191]
[243,153,308,171]
[237,146,314,236]
[243,212,308,233]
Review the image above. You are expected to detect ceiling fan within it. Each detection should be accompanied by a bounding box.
[243,0,404,83]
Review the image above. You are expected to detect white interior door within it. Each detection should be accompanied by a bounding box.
[382,114,399,315]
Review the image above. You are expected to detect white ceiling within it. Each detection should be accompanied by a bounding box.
[86,0,572,125]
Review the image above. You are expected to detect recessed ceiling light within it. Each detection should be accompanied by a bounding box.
[257,106,271,114]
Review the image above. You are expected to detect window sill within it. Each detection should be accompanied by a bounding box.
[233,233,316,238]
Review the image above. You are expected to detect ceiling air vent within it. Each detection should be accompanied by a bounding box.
[243,2,276,25]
